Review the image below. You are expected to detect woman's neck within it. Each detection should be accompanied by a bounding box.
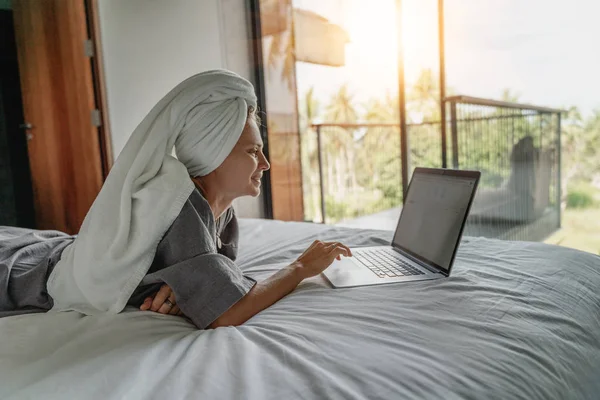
[192,177,232,221]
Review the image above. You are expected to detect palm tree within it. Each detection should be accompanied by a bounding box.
[363,95,399,151]
[407,68,440,122]
[299,87,320,131]
[363,94,397,123]
[299,87,324,221]
[360,97,402,208]
[267,31,296,92]
[500,88,520,103]
[326,83,359,123]
[263,0,296,92]
[322,84,360,201]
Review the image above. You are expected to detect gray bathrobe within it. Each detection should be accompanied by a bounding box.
[0,188,255,329]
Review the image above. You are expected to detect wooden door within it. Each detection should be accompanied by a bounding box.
[12,0,103,234]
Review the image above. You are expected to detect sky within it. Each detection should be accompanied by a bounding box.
[293,0,600,118]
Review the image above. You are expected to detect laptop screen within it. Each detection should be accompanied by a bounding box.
[392,170,478,272]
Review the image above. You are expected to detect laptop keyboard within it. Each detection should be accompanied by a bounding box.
[353,248,425,278]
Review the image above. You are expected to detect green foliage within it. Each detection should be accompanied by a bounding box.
[324,196,359,222]
[566,182,598,209]
[326,84,358,123]
[545,208,600,255]
[562,108,600,184]
[408,124,441,169]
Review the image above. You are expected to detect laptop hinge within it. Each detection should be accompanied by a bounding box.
[392,246,447,275]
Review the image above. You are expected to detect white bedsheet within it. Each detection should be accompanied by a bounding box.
[1,219,599,399]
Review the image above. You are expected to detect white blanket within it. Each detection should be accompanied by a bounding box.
[2,219,600,399]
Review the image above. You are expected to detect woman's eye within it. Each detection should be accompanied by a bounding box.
[251,149,259,157]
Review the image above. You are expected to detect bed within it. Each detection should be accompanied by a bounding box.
[1,218,599,399]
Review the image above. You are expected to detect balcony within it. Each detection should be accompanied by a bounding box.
[303,96,562,242]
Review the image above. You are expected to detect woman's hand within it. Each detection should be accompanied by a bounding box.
[140,284,183,315]
[294,240,352,280]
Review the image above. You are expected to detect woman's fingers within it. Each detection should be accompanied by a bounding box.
[151,284,172,312]
[324,242,352,257]
[325,243,351,257]
[330,242,352,256]
[316,243,349,265]
[140,285,181,316]
[295,240,353,279]
[157,292,177,314]
[338,243,352,256]
[328,246,351,264]
[304,240,351,256]
[140,297,152,311]
[301,240,322,256]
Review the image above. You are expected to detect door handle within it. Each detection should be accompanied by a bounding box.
[19,123,33,140]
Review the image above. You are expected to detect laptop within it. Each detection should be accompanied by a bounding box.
[322,167,480,288]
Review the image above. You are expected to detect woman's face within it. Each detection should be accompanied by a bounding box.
[209,117,270,199]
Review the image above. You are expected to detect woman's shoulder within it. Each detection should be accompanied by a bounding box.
[152,189,214,265]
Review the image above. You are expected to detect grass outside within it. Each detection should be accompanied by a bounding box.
[545,207,600,256]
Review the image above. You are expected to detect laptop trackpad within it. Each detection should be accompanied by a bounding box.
[323,257,381,287]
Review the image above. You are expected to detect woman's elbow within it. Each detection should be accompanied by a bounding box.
[207,317,227,329]
[207,315,242,329]
[207,298,252,328]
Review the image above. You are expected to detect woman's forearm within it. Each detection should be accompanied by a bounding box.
[208,262,305,328]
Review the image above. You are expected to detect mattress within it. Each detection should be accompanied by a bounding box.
[1,218,599,399]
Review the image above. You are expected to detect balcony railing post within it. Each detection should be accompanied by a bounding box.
[556,112,562,228]
[396,0,409,200]
[441,100,448,169]
[316,125,326,224]
[450,101,459,169]
[438,0,447,169]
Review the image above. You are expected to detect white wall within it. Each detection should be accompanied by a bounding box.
[97,0,224,157]
[97,0,264,217]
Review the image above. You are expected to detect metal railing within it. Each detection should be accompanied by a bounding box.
[303,96,562,241]
[446,96,562,241]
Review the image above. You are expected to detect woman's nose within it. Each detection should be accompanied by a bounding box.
[260,152,270,171]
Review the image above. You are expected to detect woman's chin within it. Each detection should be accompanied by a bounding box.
[248,180,262,196]
[245,184,261,197]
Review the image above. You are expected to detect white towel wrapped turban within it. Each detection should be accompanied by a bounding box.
[175,71,257,177]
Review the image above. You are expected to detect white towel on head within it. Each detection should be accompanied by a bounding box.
[47,70,257,314]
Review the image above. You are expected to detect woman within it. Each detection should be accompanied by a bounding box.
[0,70,351,329]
